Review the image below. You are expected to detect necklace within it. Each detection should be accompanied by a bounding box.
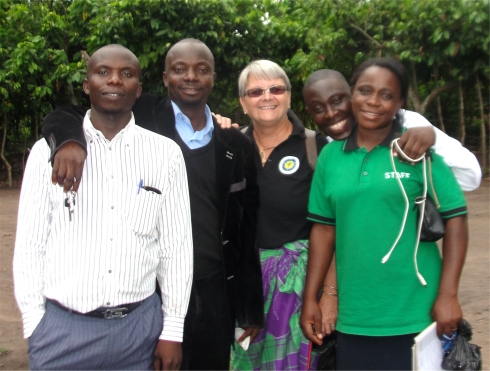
[253,123,292,166]
[253,132,278,165]
[258,146,276,165]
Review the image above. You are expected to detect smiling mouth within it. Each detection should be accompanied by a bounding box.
[329,119,346,130]
[259,105,277,110]
[361,110,382,117]
[103,93,124,97]
[182,87,201,93]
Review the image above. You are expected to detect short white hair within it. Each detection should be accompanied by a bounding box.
[238,60,291,97]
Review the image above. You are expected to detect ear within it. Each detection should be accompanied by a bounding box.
[136,82,142,98]
[239,97,247,113]
[397,99,405,111]
[162,71,168,88]
[82,79,89,95]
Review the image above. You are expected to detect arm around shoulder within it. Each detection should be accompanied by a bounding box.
[43,105,88,192]
[42,105,88,162]
[403,110,482,191]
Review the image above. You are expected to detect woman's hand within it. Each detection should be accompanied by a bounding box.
[431,294,463,338]
[319,291,338,335]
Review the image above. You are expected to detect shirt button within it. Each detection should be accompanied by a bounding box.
[108,270,112,273]
[110,175,114,179]
[111,206,114,209]
[109,147,112,151]
[107,302,111,305]
[363,171,368,176]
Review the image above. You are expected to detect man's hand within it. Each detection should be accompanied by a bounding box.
[300,299,324,346]
[212,113,239,129]
[51,141,86,193]
[319,292,338,336]
[396,126,435,161]
[153,340,182,371]
[238,325,262,344]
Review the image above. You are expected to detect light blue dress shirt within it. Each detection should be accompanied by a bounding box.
[172,101,214,149]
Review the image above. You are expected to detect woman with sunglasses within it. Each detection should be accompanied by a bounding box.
[232,60,328,370]
[301,58,468,370]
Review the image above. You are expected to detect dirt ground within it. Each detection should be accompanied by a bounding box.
[0,181,489,370]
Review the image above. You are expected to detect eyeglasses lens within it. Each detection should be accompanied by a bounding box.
[246,86,287,97]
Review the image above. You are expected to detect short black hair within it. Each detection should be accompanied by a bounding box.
[303,69,348,96]
[87,44,141,79]
[165,38,215,70]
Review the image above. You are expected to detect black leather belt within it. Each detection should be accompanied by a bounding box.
[46,299,144,319]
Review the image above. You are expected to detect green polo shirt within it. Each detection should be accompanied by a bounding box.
[308,121,467,336]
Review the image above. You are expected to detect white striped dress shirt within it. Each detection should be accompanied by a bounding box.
[13,111,193,342]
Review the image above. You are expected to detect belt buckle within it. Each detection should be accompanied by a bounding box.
[104,307,128,319]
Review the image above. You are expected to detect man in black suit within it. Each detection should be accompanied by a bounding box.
[42,39,263,371]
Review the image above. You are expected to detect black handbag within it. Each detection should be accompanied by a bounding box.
[415,194,445,242]
[415,157,445,242]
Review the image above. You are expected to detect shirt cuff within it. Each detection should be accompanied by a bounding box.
[160,316,185,342]
[22,308,45,339]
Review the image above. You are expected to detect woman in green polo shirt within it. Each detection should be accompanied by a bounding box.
[301,57,468,370]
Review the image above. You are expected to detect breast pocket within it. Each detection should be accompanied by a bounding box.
[123,189,162,236]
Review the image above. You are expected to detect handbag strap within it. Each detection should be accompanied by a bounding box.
[384,139,427,286]
[427,158,441,209]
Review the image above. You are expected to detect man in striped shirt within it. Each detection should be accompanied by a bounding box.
[42,39,263,370]
[13,44,193,370]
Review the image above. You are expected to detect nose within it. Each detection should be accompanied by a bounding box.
[324,105,336,119]
[184,68,198,81]
[366,94,380,106]
[262,89,273,100]
[107,72,123,85]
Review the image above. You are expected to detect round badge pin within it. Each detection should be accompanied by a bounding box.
[279,156,300,175]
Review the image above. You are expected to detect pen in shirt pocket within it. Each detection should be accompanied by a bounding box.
[137,179,162,195]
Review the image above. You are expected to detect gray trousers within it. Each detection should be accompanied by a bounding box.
[29,293,162,370]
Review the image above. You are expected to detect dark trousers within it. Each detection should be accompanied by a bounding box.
[180,272,232,371]
[336,331,417,370]
[29,293,162,370]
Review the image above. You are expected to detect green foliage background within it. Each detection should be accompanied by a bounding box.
[0,0,488,182]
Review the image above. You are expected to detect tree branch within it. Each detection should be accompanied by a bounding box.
[419,81,458,115]
[348,21,384,49]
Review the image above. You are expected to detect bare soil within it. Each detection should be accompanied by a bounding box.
[0,181,489,370]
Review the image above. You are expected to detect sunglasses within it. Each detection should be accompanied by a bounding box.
[244,85,289,98]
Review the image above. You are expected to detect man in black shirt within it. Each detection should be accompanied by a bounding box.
[43,39,263,371]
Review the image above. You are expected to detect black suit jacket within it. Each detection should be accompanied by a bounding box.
[43,94,265,341]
